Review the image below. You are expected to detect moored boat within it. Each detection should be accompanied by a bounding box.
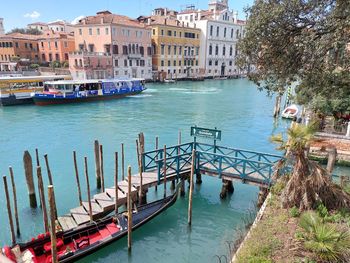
[281,104,299,119]
[2,186,179,263]
[32,78,146,106]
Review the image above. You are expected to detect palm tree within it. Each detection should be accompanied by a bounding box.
[271,122,350,210]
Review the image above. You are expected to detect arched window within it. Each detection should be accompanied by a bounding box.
[223,45,226,56]
[215,45,219,55]
[209,45,212,55]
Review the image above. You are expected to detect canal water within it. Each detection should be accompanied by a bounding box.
[0,79,348,262]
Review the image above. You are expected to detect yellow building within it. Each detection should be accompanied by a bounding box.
[139,8,202,80]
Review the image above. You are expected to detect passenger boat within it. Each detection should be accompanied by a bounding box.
[2,186,179,263]
[0,75,71,106]
[281,104,299,119]
[32,78,146,106]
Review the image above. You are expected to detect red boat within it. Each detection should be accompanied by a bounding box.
[2,186,179,263]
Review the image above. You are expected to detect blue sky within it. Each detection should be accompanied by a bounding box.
[1,0,253,32]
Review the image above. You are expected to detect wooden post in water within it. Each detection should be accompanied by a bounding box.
[48,185,58,263]
[327,147,337,175]
[155,136,159,191]
[37,166,49,233]
[84,157,93,223]
[94,140,101,189]
[23,151,37,208]
[73,151,83,206]
[99,145,105,192]
[127,166,132,252]
[121,143,125,181]
[136,139,146,205]
[35,148,40,167]
[188,149,195,226]
[3,175,16,245]
[163,145,167,198]
[44,154,57,219]
[9,167,20,236]
[114,152,119,215]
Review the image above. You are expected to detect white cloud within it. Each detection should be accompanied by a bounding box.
[71,15,85,25]
[24,11,41,19]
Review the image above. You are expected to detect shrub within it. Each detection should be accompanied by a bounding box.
[290,206,300,217]
[299,211,350,261]
[270,180,285,195]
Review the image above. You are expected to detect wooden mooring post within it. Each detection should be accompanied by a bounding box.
[48,185,58,263]
[35,148,40,167]
[114,152,119,215]
[188,149,195,226]
[155,136,159,191]
[178,131,185,197]
[3,175,16,245]
[94,140,101,189]
[127,166,132,252]
[23,151,37,208]
[9,167,20,236]
[163,145,167,198]
[121,143,125,181]
[136,139,146,205]
[99,145,105,192]
[327,147,337,175]
[220,179,234,199]
[84,157,93,223]
[37,166,49,233]
[44,154,57,219]
[73,151,83,206]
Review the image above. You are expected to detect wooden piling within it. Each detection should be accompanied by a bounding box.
[220,179,228,199]
[121,143,125,181]
[37,166,49,233]
[155,137,159,191]
[3,175,16,245]
[326,147,337,175]
[73,151,83,206]
[23,151,37,208]
[136,139,141,168]
[127,166,132,252]
[114,152,118,216]
[48,185,58,263]
[9,167,20,236]
[44,154,57,219]
[99,144,105,192]
[35,148,40,166]
[188,149,195,225]
[94,140,101,189]
[163,145,167,198]
[84,157,93,223]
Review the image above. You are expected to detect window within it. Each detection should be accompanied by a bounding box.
[236,29,239,39]
[49,53,53,61]
[113,45,119,54]
[184,32,195,39]
[140,46,144,56]
[97,28,100,35]
[89,28,92,35]
[174,46,177,55]
[168,60,171,67]
[179,46,182,55]
[79,44,84,51]
[129,60,132,66]
[229,61,233,66]
[190,15,193,22]
[15,42,19,48]
[180,32,182,38]
[42,54,46,61]
[55,54,60,61]
[210,25,213,36]
[179,60,181,66]
[167,30,172,36]
[152,29,155,35]
[168,45,171,55]
[55,42,58,49]
[223,46,226,56]
[161,45,165,55]
[64,42,68,48]
[224,28,227,38]
[161,60,164,66]
[174,31,177,37]
[195,60,198,66]
[79,29,82,35]
[64,53,68,60]
[231,28,234,38]
[105,27,109,35]
[88,44,94,52]
[230,46,233,56]
[24,43,28,49]
[209,45,212,55]
[215,60,218,66]
[196,47,199,56]
[161,29,164,36]
[123,45,128,55]
[173,60,176,66]
[209,60,212,66]
[124,59,128,66]
[147,47,152,56]
[215,45,218,55]
[216,27,219,37]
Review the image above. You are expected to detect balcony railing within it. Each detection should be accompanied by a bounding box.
[70,51,112,57]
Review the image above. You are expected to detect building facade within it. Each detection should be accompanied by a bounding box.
[37,31,75,64]
[48,21,74,33]
[27,22,49,32]
[139,8,201,80]
[70,11,152,80]
[177,0,246,77]
[0,18,5,35]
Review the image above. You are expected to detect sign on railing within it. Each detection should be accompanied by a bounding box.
[190,126,222,140]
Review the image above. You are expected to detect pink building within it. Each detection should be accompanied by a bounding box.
[70,11,152,80]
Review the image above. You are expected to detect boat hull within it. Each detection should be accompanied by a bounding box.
[0,95,34,106]
[33,91,143,106]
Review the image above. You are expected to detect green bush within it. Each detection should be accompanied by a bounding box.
[290,206,300,217]
[299,211,350,261]
[270,180,285,195]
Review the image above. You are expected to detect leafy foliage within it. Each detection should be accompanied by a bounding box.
[237,0,350,115]
[290,206,300,217]
[9,28,42,35]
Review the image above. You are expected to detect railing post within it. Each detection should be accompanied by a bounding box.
[219,156,222,178]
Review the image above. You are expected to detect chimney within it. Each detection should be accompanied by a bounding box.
[101,17,104,24]
[233,11,238,24]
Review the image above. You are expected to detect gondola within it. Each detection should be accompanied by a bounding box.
[2,184,180,263]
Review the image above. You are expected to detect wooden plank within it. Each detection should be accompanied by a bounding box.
[70,206,90,225]
[58,215,77,232]
[118,181,137,194]
[105,188,126,199]
[82,200,104,219]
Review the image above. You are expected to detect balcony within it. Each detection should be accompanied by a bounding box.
[70,51,112,57]
[128,53,143,59]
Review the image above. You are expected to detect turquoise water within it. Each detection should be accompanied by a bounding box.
[0,79,344,262]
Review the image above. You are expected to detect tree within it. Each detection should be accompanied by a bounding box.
[237,0,350,115]
[9,28,42,35]
[271,122,350,210]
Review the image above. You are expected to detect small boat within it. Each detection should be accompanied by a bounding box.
[213,76,228,80]
[164,79,176,83]
[281,104,299,119]
[2,185,179,263]
[32,78,146,106]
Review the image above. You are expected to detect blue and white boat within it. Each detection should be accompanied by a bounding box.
[32,78,146,106]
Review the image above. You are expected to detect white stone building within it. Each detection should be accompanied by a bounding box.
[177,0,246,77]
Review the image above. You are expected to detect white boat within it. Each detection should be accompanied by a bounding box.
[281,104,299,119]
[164,79,176,83]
